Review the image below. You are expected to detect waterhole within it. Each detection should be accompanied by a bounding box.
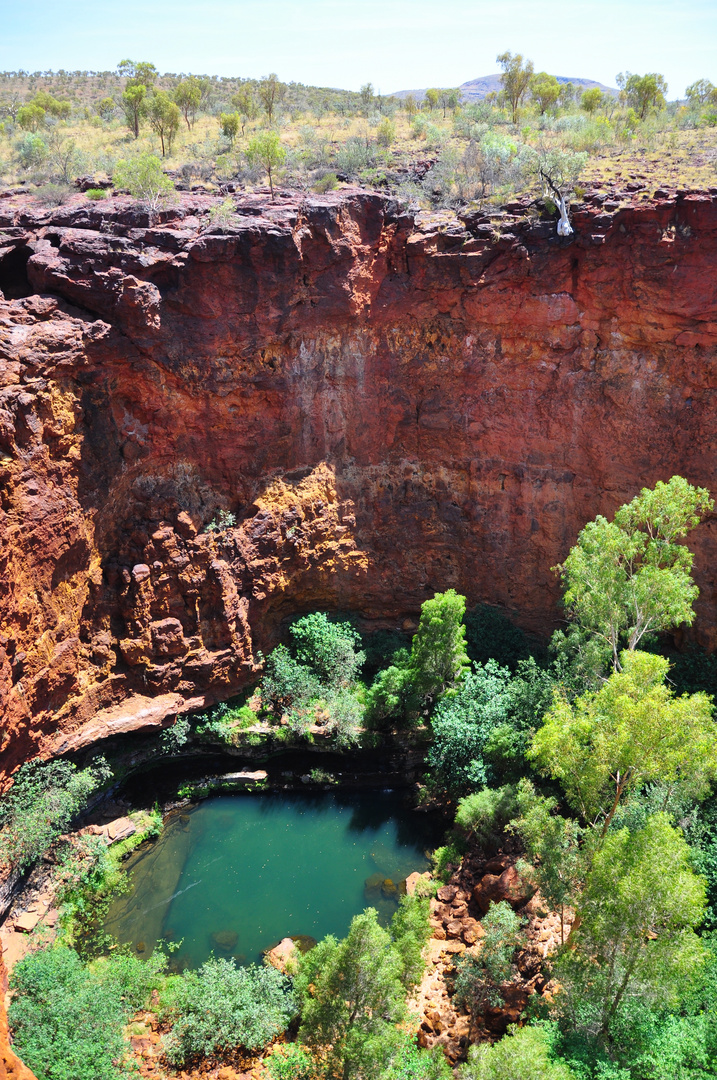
[104,790,442,969]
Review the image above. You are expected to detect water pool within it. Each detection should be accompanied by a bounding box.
[104,790,442,969]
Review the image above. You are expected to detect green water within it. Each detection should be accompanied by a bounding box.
[104,791,439,969]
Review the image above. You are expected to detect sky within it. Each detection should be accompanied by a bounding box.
[0,0,715,98]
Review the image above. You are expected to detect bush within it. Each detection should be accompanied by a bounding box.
[454,784,521,849]
[205,508,238,531]
[160,714,190,753]
[459,1023,576,1080]
[454,901,524,1013]
[425,661,513,797]
[261,644,320,719]
[295,909,408,1080]
[194,701,257,744]
[431,841,464,882]
[290,612,365,687]
[34,182,72,206]
[312,171,338,192]
[0,758,110,872]
[85,187,107,200]
[334,136,378,174]
[390,895,433,987]
[376,118,396,146]
[112,153,174,212]
[378,1035,454,1079]
[322,687,363,747]
[15,132,48,168]
[364,659,419,730]
[159,958,295,1066]
[265,1044,317,1079]
[9,946,165,1080]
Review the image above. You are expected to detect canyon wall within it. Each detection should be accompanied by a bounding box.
[1,187,716,774]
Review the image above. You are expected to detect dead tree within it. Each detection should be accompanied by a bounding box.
[540,167,573,236]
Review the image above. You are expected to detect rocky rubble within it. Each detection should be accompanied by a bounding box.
[412,852,570,1063]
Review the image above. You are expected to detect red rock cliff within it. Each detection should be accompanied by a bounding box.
[0,187,716,772]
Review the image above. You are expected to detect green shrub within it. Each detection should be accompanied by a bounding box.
[265,1044,317,1080]
[322,687,363,747]
[15,132,48,168]
[334,136,378,174]
[390,895,432,988]
[205,508,237,531]
[295,909,406,1079]
[379,1035,453,1079]
[261,644,320,719]
[0,758,110,872]
[313,171,338,192]
[85,187,107,200]
[159,957,295,1065]
[35,182,72,206]
[9,946,165,1080]
[454,901,524,1013]
[376,118,396,146]
[426,661,513,797]
[290,612,365,687]
[455,784,521,848]
[364,658,419,730]
[430,842,463,882]
[459,1023,576,1080]
[112,153,173,211]
[161,714,190,752]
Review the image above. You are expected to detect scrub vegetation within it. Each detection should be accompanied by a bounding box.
[1,55,716,215]
[4,473,717,1080]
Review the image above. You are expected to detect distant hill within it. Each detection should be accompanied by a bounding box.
[391,73,617,102]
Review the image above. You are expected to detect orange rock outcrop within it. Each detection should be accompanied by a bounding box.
[0,187,716,775]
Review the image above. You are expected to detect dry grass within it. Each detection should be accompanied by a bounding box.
[1,86,716,206]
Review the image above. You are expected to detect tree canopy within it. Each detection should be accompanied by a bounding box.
[530,649,717,829]
[555,476,713,671]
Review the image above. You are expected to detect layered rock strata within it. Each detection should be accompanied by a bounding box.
[0,187,716,775]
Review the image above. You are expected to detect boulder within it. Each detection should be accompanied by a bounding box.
[265,937,298,974]
[103,816,137,843]
[472,864,535,916]
[406,871,432,896]
[211,930,238,951]
[13,911,39,934]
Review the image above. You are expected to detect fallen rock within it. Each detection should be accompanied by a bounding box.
[264,937,298,974]
[406,870,432,896]
[472,864,536,916]
[14,911,40,933]
[211,930,238,951]
[103,816,137,842]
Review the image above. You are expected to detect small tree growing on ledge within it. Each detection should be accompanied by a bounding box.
[245,130,286,199]
[536,148,587,236]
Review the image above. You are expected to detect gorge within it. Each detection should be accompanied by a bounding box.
[1,184,716,783]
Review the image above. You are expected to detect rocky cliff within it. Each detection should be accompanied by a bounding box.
[1,186,716,776]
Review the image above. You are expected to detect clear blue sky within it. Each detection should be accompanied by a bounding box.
[1,0,715,98]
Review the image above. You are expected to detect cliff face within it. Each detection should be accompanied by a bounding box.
[1,187,716,772]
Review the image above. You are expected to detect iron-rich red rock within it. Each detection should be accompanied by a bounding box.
[1,188,717,780]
